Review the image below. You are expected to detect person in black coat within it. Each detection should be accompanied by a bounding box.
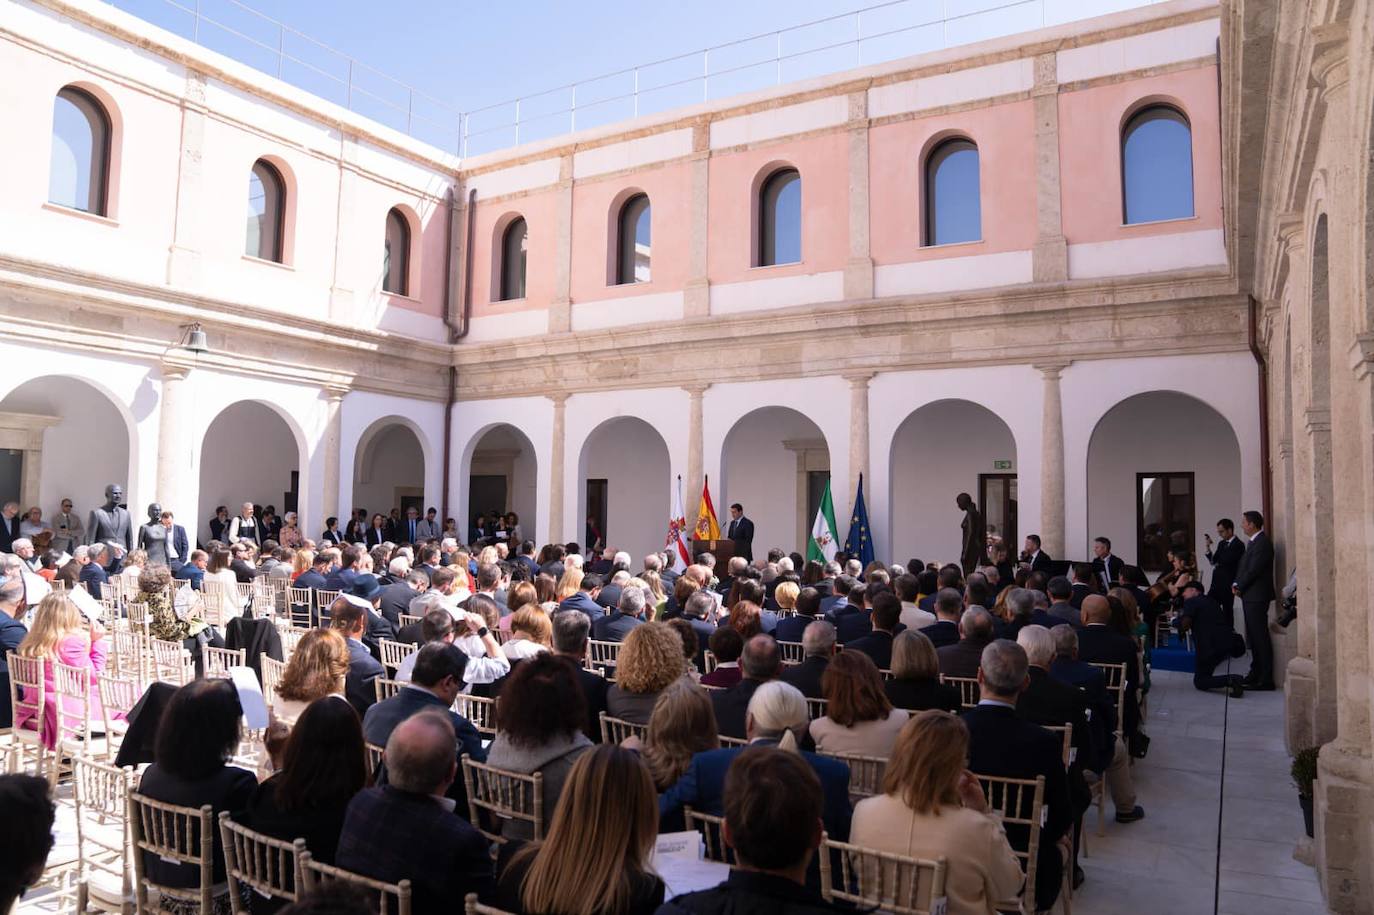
[962,640,1071,913]
[711,637,780,739]
[780,620,834,700]
[1234,511,1276,689]
[774,587,822,644]
[936,606,996,679]
[725,503,754,562]
[1176,580,1245,697]
[842,593,901,670]
[551,610,611,742]
[329,602,384,717]
[883,630,960,712]
[917,588,963,649]
[377,570,426,626]
[1076,596,1140,738]
[1203,518,1244,612]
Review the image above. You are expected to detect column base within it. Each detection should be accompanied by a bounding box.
[684,279,710,319]
[1032,235,1068,283]
[1314,743,1374,912]
[547,299,571,334]
[843,257,874,300]
[1284,656,1317,754]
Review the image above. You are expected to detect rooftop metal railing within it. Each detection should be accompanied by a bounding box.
[103,0,1161,158]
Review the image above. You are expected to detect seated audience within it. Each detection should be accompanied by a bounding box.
[809,649,908,757]
[502,605,552,662]
[0,579,27,729]
[918,588,963,648]
[273,628,349,727]
[607,623,690,725]
[551,610,610,741]
[842,591,902,670]
[336,711,493,915]
[14,593,110,749]
[781,620,833,699]
[937,607,997,679]
[851,710,1023,915]
[664,617,702,677]
[493,745,664,915]
[363,643,486,769]
[330,600,384,716]
[636,679,720,791]
[0,774,57,914]
[593,586,647,642]
[711,635,782,739]
[726,600,764,640]
[773,586,820,643]
[487,654,593,838]
[395,604,455,681]
[884,630,961,713]
[700,627,744,688]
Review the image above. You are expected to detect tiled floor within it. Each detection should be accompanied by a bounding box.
[1072,668,1326,915]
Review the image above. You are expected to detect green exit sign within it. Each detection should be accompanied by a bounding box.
[993,460,1012,470]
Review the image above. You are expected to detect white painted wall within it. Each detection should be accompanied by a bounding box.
[338,394,444,532]
[889,399,1017,567]
[578,416,672,558]
[469,424,539,538]
[452,399,553,545]
[352,423,424,517]
[719,407,828,557]
[1086,390,1241,571]
[196,401,300,544]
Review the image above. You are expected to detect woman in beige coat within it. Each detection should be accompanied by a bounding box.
[851,710,1024,915]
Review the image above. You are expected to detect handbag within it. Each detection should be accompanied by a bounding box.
[1128,729,1150,759]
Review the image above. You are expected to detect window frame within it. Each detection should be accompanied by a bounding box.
[922,137,981,247]
[499,217,528,301]
[1120,104,1195,226]
[383,207,411,296]
[757,167,802,267]
[1135,471,1196,572]
[49,86,112,217]
[615,193,652,285]
[246,158,287,263]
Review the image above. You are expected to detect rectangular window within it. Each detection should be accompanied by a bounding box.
[979,473,1017,555]
[586,479,608,548]
[1136,472,1195,572]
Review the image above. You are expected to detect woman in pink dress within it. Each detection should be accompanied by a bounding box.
[14,593,110,749]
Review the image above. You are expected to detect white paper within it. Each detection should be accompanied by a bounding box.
[67,585,103,623]
[21,570,51,605]
[231,667,270,729]
[654,831,703,860]
[655,856,730,898]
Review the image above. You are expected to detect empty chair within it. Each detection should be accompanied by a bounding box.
[73,755,136,915]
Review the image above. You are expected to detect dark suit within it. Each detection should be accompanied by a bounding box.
[1018,666,1094,791]
[937,636,990,679]
[826,604,872,645]
[780,656,828,699]
[963,703,1070,911]
[364,527,388,548]
[884,677,960,712]
[773,613,816,644]
[0,515,18,553]
[592,611,642,642]
[843,630,895,670]
[559,592,604,623]
[173,563,204,590]
[710,678,764,739]
[726,516,755,562]
[1176,594,1244,693]
[1029,609,1070,629]
[343,638,384,717]
[336,786,493,915]
[362,685,486,765]
[1205,537,1244,609]
[322,568,359,592]
[1069,582,1092,610]
[594,582,623,610]
[1234,531,1275,686]
[1091,555,1123,593]
[918,619,959,649]
[0,614,28,728]
[1076,624,1139,737]
[79,562,109,599]
[570,663,610,741]
[1028,550,1054,574]
[294,569,327,591]
[377,582,419,626]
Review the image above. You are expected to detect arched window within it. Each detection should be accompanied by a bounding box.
[246,159,286,262]
[758,168,801,266]
[1121,105,1193,224]
[615,194,651,285]
[383,207,410,295]
[924,138,980,246]
[499,217,527,301]
[49,87,110,215]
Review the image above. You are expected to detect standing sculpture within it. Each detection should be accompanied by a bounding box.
[956,492,988,575]
[87,483,133,551]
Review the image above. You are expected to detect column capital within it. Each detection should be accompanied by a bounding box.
[843,371,875,389]
[682,382,711,398]
[547,392,570,408]
[1033,361,1071,379]
[160,358,194,382]
[324,384,350,403]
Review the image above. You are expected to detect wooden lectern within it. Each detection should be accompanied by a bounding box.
[692,539,735,566]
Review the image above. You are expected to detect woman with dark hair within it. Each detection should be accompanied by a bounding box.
[663,617,700,676]
[801,560,825,587]
[533,573,558,611]
[135,679,255,906]
[726,601,763,641]
[809,649,909,757]
[486,654,591,839]
[239,696,368,875]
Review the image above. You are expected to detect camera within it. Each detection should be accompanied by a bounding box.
[1276,595,1297,628]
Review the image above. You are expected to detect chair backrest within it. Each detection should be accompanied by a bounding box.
[461,757,544,844]
[599,711,647,746]
[219,811,306,913]
[939,674,980,709]
[374,678,403,704]
[260,655,288,704]
[53,659,94,751]
[702,650,718,674]
[365,742,385,777]
[586,639,621,671]
[456,694,497,738]
[718,734,748,748]
[974,773,1045,903]
[819,751,888,802]
[97,672,140,759]
[465,892,517,915]
[9,651,46,732]
[806,696,829,721]
[1090,661,1129,734]
[777,640,806,665]
[128,794,215,914]
[818,834,947,915]
[286,587,314,628]
[279,625,306,659]
[126,598,151,628]
[299,850,411,915]
[111,628,148,684]
[491,629,514,645]
[315,590,342,617]
[398,613,421,628]
[379,638,418,672]
[683,807,734,864]
[1044,723,1074,769]
[204,646,247,679]
[201,580,238,627]
[74,755,136,908]
[149,637,195,686]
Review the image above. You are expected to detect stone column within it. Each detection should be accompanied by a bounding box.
[1035,362,1068,557]
[155,361,193,523]
[684,384,709,529]
[548,393,568,543]
[1031,54,1068,283]
[329,134,359,323]
[548,155,575,333]
[844,373,873,502]
[844,92,874,300]
[684,123,711,319]
[167,72,207,287]
[320,386,348,530]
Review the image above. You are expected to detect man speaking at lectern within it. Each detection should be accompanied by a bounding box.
[726,503,754,563]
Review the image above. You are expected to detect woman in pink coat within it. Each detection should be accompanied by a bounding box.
[14,593,110,749]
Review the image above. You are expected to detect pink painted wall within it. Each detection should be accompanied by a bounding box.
[568,161,692,302]
[1058,67,1223,242]
[468,189,559,316]
[706,132,850,284]
[868,100,1038,264]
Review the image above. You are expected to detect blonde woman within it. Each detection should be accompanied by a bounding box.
[641,569,667,618]
[14,593,110,748]
[502,605,552,661]
[492,745,664,915]
[774,581,800,616]
[852,711,1023,914]
[555,567,584,604]
[634,680,719,790]
[606,622,689,724]
[119,549,148,584]
[273,629,349,727]
[291,548,315,581]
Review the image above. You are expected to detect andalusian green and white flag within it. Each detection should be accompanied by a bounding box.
[808,478,839,562]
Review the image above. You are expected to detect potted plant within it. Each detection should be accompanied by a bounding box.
[1291,746,1320,838]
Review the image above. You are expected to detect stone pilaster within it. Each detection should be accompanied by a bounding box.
[155,360,193,524]
[548,155,575,333]
[1031,54,1067,283]
[1035,362,1068,557]
[329,134,359,324]
[844,92,874,300]
[684,383,709,529]
[844,372,873,502]
[684,123,711,319]
[167,72,207,287]
[548,393,568,543]
[320,386,348,529]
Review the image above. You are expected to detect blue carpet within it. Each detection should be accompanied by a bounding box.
[1150,632,1196,673]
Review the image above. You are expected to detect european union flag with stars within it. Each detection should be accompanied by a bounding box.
[845,473,875,567]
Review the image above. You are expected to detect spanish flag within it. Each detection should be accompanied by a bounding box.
[695,475,721,541]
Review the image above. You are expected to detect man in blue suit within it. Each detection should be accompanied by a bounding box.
[323,544,363,591]
[294,552,331,591]
[362,643,486,769]
[558,573,604,622]
[331,601,384,717]
[173,550,208,590]
[774,587,822,643]
[592,586,646,642]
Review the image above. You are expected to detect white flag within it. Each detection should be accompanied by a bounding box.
[666,476,691,573]
[809,478,839,562]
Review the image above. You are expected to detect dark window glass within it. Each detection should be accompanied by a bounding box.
[383,208,410,295]
[49,87,110,215]
[616,194,651,284]
[759,168,801,266]
[246,159,285,262]
[1122,106,1194,224]
[924,139,980,246]
[500,217,527,300]
[1137,472,1195,571]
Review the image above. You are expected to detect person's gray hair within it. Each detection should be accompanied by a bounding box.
[801,620,835,658]
[88,542,108,561]
[960,607,995,640]
[1005,587,1035,619]
[408,590,448,616]
[1031,590,1050,610]
[823,561,841,576]
[565,553,584,570]
[1051,624,1079,659]
[934,587,964,618]
[844,559,862,577]
[552,609,590,653]
[740,635,781,680]
[11,538,32,552]
[617,585,647,618]
[72,545,90,562]
[406,568,430,588]
[388,556,411,576]
[1016,624,1055,667]
[642,553,663,572]
[610,570,630,586]
[979,639,1028,695]
[728,556,748,575]
[684,589,716,621]
[385,709,456,794]
[760,564,778,584]
[613,551,631,570]
[0,578,24,608]
[746,680,808,746]
[777,556,794,574]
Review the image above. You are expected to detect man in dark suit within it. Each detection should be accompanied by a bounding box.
[1233,511,1276,690]
[558,573,604,622]
[1077,595,1140,738]
[775,587,822,643]
[552,610,610,741]
[712,635,781,739]
[962,640,1071,913]
[1090,537,1123,594]
[294,552,331,591]
[336,711,494,915]
[918,588,963,648]
[1203,518,1244,612]
[362,643,487,767]
[323,545,363,591]
[726,503,754,562]
[843,592,901,670]
[1022,534,1054,573]
[343,575,397,659]
[825,585,872,645]
[330,602,384,717]
[1047,625,1107,700]
[780,620,833,699]
[819,573,851,617]
[0,503,19,554]
[0,578,29,729]
[173,550,207,590]
[377,569,428,626]
[1045,576,1080,626]
[1069,563,1095,610]
[78,542,113,598]
[678,590,719,667]
[592,587,646,642]
[1176,579,1246,697]
[937,606,996,678]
